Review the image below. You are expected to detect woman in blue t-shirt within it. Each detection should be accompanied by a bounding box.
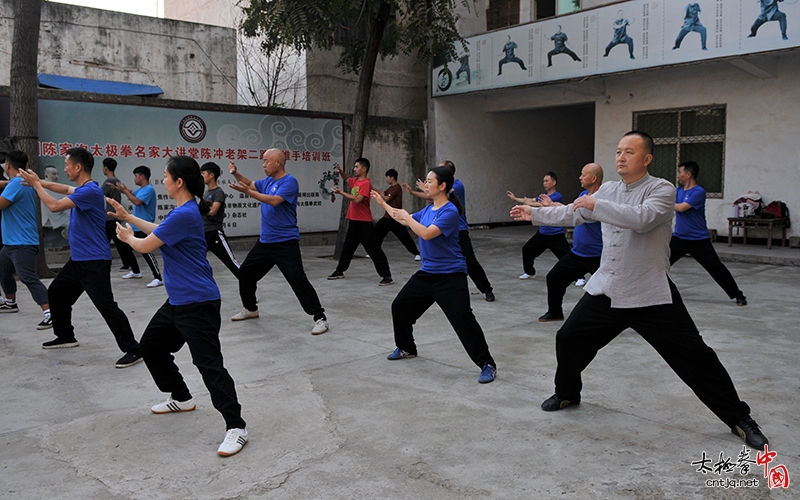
[371,167,497,383]
[107,156,248,457]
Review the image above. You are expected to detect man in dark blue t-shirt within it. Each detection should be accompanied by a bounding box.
[507,171,571,279]
[670,161,747,306]
[20,147,141,367]
[227,149,329,335]
[539,163,604,322]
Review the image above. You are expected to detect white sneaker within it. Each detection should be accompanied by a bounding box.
[575,278,586,287]
[231,308,259,321]
[151,397,196,414]
[312,318,329,335]
[217,428,248,457]
[519,273,534,279]
[122,271,143,279]
[147,279,164,288]
[414,255,421,261]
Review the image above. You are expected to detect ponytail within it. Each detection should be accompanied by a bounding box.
[431,166,463,215]
[166,155,211,215]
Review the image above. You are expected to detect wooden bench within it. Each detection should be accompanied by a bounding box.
[727,217,788,250]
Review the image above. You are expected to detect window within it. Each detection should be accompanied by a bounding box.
[633,105,726,197]
[487,0,520,31]
[535,0,580,20]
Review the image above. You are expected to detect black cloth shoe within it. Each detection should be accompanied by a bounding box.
[485,291,495,302]
[115,351,143,368]
[42,337,79,349]
[731,417,769,449]
[538,312,564,322]
[327,271,344,280]
[541,394,580,411]
[735,294,747,306]
[378,277,393,286]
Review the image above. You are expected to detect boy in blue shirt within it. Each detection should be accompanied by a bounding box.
[117,166,163,288]
[20,147,141,368]
[670,161,747,306]
[0,150,52,329]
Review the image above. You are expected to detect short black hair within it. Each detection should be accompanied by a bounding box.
[439,160,456,174]
[623,131,655,155]
[200,161,221,180]
[544,171,558,183]
[355,157,370,173]
[102,157,117,172]
[5,149,28,170]
[678,161,699,180]
[133,165,151,180]
[66,147,94,173]
[385,168,398,180]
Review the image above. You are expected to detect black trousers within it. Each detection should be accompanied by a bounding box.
[106,220,137,271]
[132,231,162,280]
[140,299,245,430]
[374,217,419,257]
[205,229,241,278]
[546,251,601,316]
[392,271,495,369]
[459,230,493,293]
[48,259,138,353]
[239,240,325,320]
[547,47,581,65]
[522,232,571,276]
[335,220,391,278]
[554,281,751,427]
[669,237,742,299]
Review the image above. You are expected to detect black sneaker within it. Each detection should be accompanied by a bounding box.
[485,291,495,302]
[378,277,393,286]
[37,316,53,330]
[42,337,79,349]
[327,271,344,280]
[731,417,769,449]
[119,265,130,272]
[538,312,565,322]
[541,393,580,411]
[0,301,19,313]
[115,351,143,368]
[735,294,747,306]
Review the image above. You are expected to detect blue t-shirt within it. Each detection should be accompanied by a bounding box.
[452,179,469,232]
[130,184,156,232]
[537,191,564,235]
[412,202,467,274]
[0,177,38,245]
[68,182,112,261]
[673,186,710,240]
[255,174,300,244]
[571,190,603,258]
[152,202,220,306]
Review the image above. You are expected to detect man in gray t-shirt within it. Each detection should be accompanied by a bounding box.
[201,162,240,278]
[101,158,137,275]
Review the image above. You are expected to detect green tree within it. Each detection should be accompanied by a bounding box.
[241,0,472,257]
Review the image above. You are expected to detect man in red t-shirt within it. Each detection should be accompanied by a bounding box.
[373,169,420,260]
[328,158,393,285]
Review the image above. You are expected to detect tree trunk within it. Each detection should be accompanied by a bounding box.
[333,1,392,259]
[9,0,52,277]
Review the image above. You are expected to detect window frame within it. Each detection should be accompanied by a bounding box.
[633,104,727,198]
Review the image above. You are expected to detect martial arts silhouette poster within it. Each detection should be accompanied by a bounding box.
[433,0,800,97]
[37,99,345,236]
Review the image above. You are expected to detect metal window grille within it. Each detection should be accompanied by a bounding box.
[633,105,726,197]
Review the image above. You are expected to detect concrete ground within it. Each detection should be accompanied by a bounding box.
[1,226,797,499]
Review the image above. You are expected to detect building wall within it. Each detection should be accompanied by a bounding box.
[430,50,800,237]
[163,0,306,108]
[0,1,237,104]
[433,94,595,224]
